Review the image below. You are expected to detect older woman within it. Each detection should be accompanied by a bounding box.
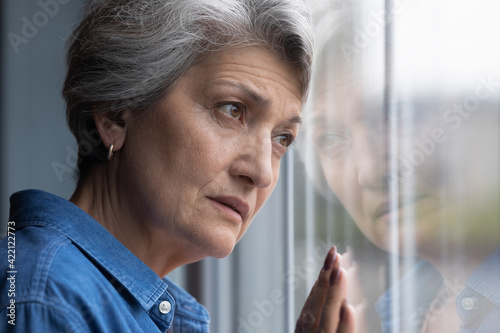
[0,0,354,332]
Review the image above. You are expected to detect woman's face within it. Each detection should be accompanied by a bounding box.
[119,46,302,259]
[311,73,500,260]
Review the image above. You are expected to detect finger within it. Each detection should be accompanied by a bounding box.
[337,252,344,268]
[337,301,355,333]
[318,260,347,332]
[296,247,337,332]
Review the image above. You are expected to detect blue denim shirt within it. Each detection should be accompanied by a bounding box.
[0,189,210,332]
[375,249,500,333]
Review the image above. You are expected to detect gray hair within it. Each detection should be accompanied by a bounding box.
[63,0,314,181]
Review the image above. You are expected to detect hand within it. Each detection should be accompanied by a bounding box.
[295,247,355,333]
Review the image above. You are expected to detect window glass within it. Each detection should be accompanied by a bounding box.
[298,0,500,332]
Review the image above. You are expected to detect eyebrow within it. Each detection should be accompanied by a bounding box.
[287,115,303,126]
[212,80,270,107]
[212,79,302,126]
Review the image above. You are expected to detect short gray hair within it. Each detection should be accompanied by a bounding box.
[63,0,314,181]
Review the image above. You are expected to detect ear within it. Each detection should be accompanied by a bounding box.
[93,113,127,153]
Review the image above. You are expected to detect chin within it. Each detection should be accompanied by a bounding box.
[206,242,236,259]
[195,231,238,259]
[212,249,234,259]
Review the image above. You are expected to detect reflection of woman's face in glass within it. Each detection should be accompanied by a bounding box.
[311,73,500,261]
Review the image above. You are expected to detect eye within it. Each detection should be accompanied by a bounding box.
[313,128,350,156]
[273,134,294,148]
[314,131,346,147]
[217,102,245,120]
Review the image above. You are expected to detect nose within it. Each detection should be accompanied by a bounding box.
[352,127,389,189]
[229,133,274,188]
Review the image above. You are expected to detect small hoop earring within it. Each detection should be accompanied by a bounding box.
[107,144,114,160]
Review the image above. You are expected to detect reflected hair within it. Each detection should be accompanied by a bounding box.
[63,0,314,182]
[297,1,353,200]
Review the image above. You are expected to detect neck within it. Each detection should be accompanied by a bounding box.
[70,164,198,277]
[423,245,496,288]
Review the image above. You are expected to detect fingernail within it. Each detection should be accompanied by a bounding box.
[322,251,333,271]
[322,246,336,271]
[330,266,341,286]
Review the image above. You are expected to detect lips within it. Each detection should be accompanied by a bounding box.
[373,200,394,221]
[373,195,424,221]
[209,196,250,221]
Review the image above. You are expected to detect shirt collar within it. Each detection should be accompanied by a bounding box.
[374,249,500,331]
[9,189,168,312]
[466,247,500,307]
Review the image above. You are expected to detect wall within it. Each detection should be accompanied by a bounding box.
[1,0,85,233]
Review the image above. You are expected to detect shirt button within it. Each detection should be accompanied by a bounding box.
[159,301,172,314]
[461,297,478,311]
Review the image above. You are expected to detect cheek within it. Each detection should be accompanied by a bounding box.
[154,116,223,181]
[322,159,378,235]
[122,112,206,203]
[138,128,192,187]
[322,158,358,204]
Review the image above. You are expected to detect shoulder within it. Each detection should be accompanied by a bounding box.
[0,301,89,332]
[2,189,121,308]
[1,214,135,327]
[1,223,143,331]
[0,223,74,293]
[0,225,93,331]
[1,221,121,295]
